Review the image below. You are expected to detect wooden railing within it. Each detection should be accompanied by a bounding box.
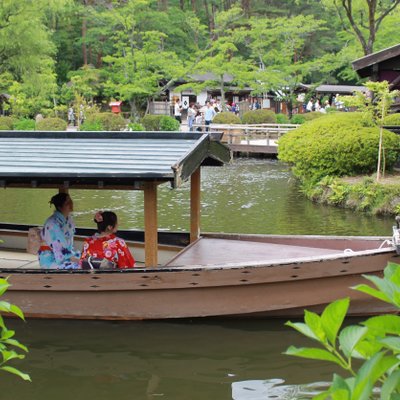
[192,123,299,145]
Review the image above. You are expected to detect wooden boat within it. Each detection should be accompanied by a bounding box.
[0,131,398,320]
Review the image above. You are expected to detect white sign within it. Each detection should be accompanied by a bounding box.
[181,96,190,109]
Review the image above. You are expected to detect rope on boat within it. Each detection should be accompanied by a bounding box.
[379,239,394,249]
[344,248,355,254]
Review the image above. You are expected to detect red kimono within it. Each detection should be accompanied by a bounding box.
[80,234,135,269]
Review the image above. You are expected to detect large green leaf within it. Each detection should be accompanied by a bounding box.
[339,325,368,359]
[363,315,400,335]
[380,369,400,400]
[285,321,319,341]
[361,275,399,306]
[321,298,349,346]
[353,352,399,400]
[0,301,25,320]
[304,310,326,342]
[3,339,28,353]
[353,283,392,304]
[285,346,343,366]
[0,280,10,297]
[1,366,31,382]
[383,263,400,285]
[1,349,25,363]
[379,337,400,353]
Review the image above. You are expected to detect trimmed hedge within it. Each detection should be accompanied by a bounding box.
[0,116,14,130]
[290,112,325,125]
[83,112,126,131]
[213,112,241,124]
[141,115,180,131]
[278,112,400,182]
[13,118,35,131]
[241,109,276,124]
[276,113,289,124]
[36,117,67,131]
[384,113,400,126]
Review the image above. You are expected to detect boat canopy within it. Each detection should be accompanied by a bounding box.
[0,131,230,190]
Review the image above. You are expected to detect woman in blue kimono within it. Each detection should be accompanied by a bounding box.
[39,193,81,269]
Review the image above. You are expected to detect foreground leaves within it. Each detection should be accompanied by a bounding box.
[285,263,400,399]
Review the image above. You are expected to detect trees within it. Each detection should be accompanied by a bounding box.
[322,0,400,55]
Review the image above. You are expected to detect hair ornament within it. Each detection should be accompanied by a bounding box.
[94,211,103,223]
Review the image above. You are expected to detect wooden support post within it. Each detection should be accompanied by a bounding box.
[190,168,201,243]
[144,182,158,267]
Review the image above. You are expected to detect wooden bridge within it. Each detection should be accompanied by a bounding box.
[200,123,299,155]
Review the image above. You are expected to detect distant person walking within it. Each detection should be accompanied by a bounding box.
[174,99,183,123]
[204,101,216,132]
[187,103,196,131]
[68,106,75,126]
[306,99,313,113]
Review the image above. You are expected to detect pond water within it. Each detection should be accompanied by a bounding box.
[0,159,392,399]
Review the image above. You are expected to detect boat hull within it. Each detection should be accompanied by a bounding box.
[1,234,398,319]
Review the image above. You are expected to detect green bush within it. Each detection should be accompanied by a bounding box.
[159,116,180,131]
[384,113,400,125]
[276,113,289,124]
[84,112,126,131]
[241,109,276,124]
[13,118,35,131]
[212,112,241,124]
[128,122,145,131]
[36,117,67,131]
[80,120,103,131]
[290,114,305,124]
[141,115,181,131]
[141,115,163,131]
[0,116,14,130]
[278,112,400,182]
[302,111,325,121]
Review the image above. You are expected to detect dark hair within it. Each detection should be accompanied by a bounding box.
[49,193,70,212]
[94,211,118,233]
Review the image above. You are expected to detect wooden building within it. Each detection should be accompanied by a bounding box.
[353,43,400,110]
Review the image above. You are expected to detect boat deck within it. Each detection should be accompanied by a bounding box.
[0,237,346,270]
[166,237,343,267]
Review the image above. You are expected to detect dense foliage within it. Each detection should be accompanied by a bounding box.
[82,113,126,131]
[36,118,68,131]
[141,115,180,131]
[384,114,400,126]
[286,262,400,399]
[0,278,30,381]
[213,112,242,124]
[278,113,400,182]
[0,0,399,118]
[241,109,276,124]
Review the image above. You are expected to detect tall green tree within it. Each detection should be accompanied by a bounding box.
[322,0,400,55]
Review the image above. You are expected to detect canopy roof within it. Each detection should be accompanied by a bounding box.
[0,131,230,190]
[352,43,400,77]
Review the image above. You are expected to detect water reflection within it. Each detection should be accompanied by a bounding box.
[0,158,393,236]
[5,319,339,400]
[232,379,330,399]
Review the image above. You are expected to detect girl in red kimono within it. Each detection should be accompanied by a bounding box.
[80,211,135,269]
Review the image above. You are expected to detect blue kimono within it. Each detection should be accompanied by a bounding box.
[39,211,80,269]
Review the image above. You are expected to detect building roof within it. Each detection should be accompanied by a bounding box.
[299,84,367,93]
[352,43,400,77]
[0,131,230,190]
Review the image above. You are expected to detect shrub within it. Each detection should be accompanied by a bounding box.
[278,112,400,182]
[384,113,400,125]
[276,113,289,124]
[80,120,103,131]
[84,112,126,131]
[128,122,145,131]
[290,114,305,124]
[302,111,325,121]
[13,118,35,131]
[140,115,181,131]
[212,112,241,124]
[35,117,67,131]
[0,116,14,130]
[141,115,163,131]
[241,109,276,124]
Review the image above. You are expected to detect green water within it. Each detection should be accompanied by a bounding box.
[0,159,392,399]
